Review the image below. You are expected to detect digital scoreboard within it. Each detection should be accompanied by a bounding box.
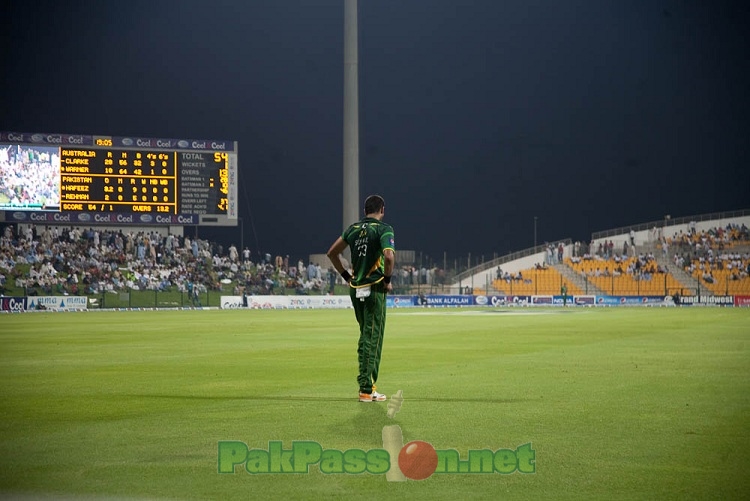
[0,132,237,226]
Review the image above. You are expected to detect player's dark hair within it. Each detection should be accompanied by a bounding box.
[364,195,385,215]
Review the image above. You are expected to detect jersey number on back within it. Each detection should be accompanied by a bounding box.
[355,226,369,257]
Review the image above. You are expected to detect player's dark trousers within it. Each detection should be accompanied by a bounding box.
[350,283,387,394]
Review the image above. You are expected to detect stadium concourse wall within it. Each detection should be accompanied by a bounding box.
[2,293,747,313]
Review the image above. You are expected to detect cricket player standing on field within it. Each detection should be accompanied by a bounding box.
[327,195,395,402]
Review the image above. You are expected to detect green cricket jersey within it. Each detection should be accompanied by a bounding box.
[342,217,395,287]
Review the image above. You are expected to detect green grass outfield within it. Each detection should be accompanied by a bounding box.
[0,307,748,500]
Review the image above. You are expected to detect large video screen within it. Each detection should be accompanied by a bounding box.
[0,144,61,210]
[0,132,237,226]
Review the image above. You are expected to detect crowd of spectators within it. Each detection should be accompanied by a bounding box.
[0,224,338,298]
[670,223,750,279]
[2,221,747,299]
[681,251,750,283]
[0,224,454,298]
[571,251,667,282]
[569,239,635,263]
[566,223,750,284]
[668,223,749,254]
[392,266,448,288]
[495,265,534,284]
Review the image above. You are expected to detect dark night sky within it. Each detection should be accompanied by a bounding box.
[1,0,748,264]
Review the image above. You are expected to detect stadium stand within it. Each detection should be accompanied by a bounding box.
[668,223,750,295]
[687,254,750,295]
[565,254,689,296]
[667,225,748,253]
[3,219,748,303]
[491,265,583,296]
